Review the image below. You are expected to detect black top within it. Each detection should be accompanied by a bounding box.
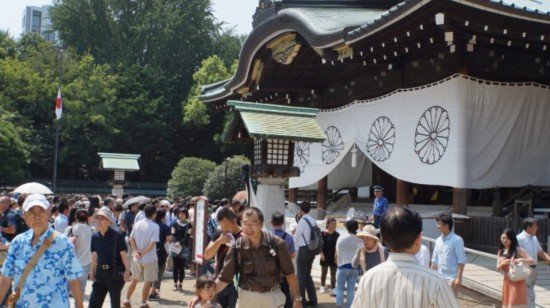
[0,210,17,242]
[124,211,137,235]
[320,230,339,266]
[211,229,242,279]
[91,228,127,268]
[156,221,171,262]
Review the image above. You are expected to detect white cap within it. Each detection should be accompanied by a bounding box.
[160,200,171,207]
[22,194,51,212]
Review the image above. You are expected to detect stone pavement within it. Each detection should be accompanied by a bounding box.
[72,268,337,307]
[461,251,550,308]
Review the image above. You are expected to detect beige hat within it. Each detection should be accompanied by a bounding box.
[357,225,379,241]
[93,207,114,225]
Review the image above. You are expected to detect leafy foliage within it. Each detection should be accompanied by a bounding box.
[167,157,216,198]
[0,1,247,184]
[0,116,29,184]
[203,155,250,201]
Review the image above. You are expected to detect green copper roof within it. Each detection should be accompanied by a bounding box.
[223,101,326,143]
[98,152,141,171]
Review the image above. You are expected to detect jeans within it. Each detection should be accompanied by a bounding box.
[526,268,537,308]
[153,259,166,290]
[297,246,317,305]
[336,267,360,308]
[79,264,91,295]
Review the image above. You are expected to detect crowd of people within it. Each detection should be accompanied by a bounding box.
[0,185,547,308]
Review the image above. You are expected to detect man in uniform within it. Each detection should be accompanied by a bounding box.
[215,207,302,308]
[372,185,389,229]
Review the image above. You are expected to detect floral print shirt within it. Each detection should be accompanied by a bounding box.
[2,228,83,307]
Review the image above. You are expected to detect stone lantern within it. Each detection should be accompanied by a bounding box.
[223,101,325,224]
[98,152,140,196]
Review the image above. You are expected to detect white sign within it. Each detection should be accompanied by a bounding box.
[194,198,206,264]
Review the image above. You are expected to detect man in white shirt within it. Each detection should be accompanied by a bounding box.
[293,202,318,306]
[124,204,159,308]
[352,207,458,308]
[54,201,70,233]
[517,217,550,307]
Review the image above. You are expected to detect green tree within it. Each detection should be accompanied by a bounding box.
[0,33,119,180]
[167,157,216,198]
[183,55,232,127]
[203,155,249,201]
[0,116,29,184]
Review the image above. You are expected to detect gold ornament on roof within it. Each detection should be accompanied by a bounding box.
[267,33,302,65]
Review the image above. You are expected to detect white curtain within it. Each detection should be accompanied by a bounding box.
[290,74,550,189]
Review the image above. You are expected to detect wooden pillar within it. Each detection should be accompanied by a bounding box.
[452,188,468,215]
[317,176,328,215]
[288,188,298,204]
[396,179,410,206]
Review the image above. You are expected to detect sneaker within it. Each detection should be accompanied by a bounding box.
[320,286,326,293]
[331,289,337,297]
[122,300,132,308]
[148,293,159,300]
[173,285,178,291]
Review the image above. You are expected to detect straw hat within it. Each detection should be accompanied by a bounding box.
[357,225,379,241]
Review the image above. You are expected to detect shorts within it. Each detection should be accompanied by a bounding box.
[131,261,158,282]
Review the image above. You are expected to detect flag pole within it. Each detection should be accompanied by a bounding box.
[53,48,63,194]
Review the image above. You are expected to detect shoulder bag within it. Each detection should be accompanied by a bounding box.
[507,252,531,282]
[7,231,59,308]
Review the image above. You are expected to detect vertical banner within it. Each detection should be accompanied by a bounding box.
[193,197,209,265]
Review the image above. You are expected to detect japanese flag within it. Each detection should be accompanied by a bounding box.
[55,87,62,120]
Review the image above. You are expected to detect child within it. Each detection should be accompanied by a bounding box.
[189,275,220,308]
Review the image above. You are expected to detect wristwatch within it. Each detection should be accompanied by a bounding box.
[294,297,303,302]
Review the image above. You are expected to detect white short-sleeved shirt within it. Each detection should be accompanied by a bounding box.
[54,213,69,234]
[415,244,430,268]
[293,214,315,248]
[65,223,93,266]
[130,218,160,263]
[517,231,542,261]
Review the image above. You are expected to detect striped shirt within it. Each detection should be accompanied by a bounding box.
[351,253,459,308]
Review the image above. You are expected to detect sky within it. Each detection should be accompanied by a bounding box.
[0,0,258,38]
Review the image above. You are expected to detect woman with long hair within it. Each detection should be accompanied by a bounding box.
[497,228,533,308]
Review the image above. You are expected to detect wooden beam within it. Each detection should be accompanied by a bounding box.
[317,176,328,219]
[452,188,468,215]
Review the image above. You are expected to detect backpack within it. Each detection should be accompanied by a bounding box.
[13,211,29,235]
[302,216,323,255]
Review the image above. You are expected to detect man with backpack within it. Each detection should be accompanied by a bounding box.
[0,195,26,242]
[271,211,296,308]
[293,202,322,307]
[213,207,302,308]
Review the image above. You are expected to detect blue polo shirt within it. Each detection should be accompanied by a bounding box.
[91,228,127,268]
[272,228,296,254]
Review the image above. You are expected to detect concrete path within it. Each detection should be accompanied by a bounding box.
[461,251,550,308]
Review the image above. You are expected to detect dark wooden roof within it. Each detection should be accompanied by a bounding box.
[201,0,550,108]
